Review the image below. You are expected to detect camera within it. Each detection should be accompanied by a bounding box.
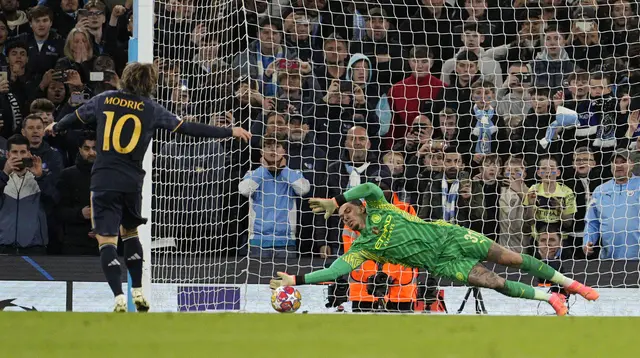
[366,271,393,298]
[325,276,349,308]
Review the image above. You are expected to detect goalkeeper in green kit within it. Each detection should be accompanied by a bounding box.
[269,183,599,315]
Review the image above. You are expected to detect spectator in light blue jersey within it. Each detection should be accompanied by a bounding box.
[238,133,310,259]
[584,149,640,259]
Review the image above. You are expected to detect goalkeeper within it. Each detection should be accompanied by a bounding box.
[270,183,599,315]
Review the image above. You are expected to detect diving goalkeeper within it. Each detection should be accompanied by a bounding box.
[270,183,599,315]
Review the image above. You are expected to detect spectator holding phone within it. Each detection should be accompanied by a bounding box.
[75,1,107,57]
[496,62,532,118]
[0,134,56,255]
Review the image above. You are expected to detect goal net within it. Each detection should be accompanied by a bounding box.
[150,0,640,315]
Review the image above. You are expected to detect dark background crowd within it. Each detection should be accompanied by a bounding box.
[1,0,639,271]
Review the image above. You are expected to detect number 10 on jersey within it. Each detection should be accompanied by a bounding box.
[103,111,142,154]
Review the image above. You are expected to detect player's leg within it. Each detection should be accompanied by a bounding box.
[484,241,599,301]
[121,192,150,312]
[91,191,126,312]
[466,263,568,316]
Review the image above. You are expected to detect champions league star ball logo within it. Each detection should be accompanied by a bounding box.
[371,214,382,224]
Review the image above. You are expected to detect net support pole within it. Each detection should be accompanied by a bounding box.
[127,0,154,312]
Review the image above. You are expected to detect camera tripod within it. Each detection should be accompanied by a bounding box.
[456,287,487,314]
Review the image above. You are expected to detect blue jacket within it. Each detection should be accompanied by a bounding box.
[0,171,54,248]
[585,176,640,259]
[238,166,310,248]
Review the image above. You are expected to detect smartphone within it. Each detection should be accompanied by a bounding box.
[71,93,91,104]
[0,71,7,82]
[17,158,33,170]
[77,8,89,17]
[90,71,105,82]
[575,21,594,32]
[515,73,532,85]
[52,70,68,81]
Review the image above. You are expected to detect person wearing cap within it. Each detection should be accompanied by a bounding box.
[239,133,310,259]
[584,149,640,259]
[349,7,405,89]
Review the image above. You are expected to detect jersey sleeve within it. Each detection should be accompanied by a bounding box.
[54,97,98,133]
[152,102,184,132]
[74,96,98,124]
[152,103,234,138]
[338,182,388,207]
[301,251,365,284]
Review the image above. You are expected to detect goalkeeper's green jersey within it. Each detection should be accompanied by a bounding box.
[304,183,453,284]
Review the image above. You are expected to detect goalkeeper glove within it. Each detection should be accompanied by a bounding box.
[309,198,339,220]
[269,272,296,290]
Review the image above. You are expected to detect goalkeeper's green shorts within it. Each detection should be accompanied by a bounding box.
[430,225,493,285]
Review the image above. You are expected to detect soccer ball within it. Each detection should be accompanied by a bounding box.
[271,286,302,313]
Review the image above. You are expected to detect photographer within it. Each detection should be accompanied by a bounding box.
[496,62,532,118]
[0,133,56,255]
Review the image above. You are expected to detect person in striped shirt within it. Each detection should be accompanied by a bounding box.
[270,182,599,315]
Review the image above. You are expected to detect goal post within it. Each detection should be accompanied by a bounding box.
[127,0,155,312]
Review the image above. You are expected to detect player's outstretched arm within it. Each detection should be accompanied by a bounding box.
[309,182,386,219]
[172,120,251,142]
[269,252,365,289]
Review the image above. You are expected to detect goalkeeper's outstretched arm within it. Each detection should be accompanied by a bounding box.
[270,251,366,288]
[309,182,388,219]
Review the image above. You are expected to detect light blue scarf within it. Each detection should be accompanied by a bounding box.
[473,106,496,154]
[442,178,460,223]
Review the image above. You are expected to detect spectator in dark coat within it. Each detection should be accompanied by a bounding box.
[56,131,97,255]
[76,0,107,56]
[325,126,392,253]
[52,0,79,40]
[285,114,329,257]
[1,0,30,37]
[12,6,64,82]
[0,16,9,65]
[397,0,460,74]
[350,7,406,91]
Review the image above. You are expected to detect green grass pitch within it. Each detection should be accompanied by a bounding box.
[1,312,637,357]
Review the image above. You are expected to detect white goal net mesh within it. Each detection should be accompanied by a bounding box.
[150,0,640,315]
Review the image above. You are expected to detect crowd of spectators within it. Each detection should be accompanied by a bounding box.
[1,0,639,266]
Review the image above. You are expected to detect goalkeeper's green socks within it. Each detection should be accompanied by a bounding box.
[500,280,551,302]
[519,254,575,287]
